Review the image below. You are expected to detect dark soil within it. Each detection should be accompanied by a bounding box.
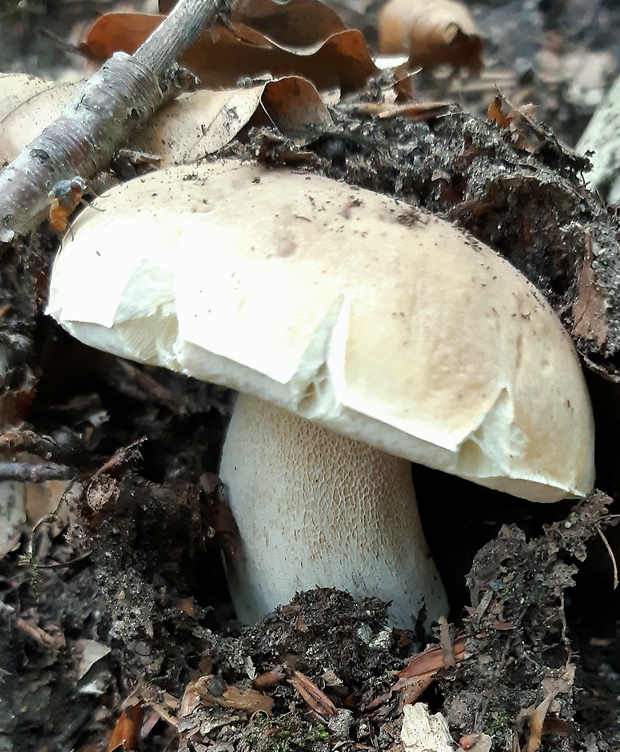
[1,2,620,751]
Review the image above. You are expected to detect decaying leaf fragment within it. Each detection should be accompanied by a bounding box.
[107,704,144,752]
[393,635,467,702]
[0,72,55,122]
[487,94,539,151]
[0,73,331,172]
[0,77,79,167]
[517,665,575,752]
[83,10,378,92]
[183,674,274,716]
[132,75,332,164]
[378,0,483,75]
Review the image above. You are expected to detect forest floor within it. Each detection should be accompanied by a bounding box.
[1,1,620,751]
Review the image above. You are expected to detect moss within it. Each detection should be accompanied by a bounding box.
[243,712,330,752]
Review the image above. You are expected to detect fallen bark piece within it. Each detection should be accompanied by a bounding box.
[401,703,454,752]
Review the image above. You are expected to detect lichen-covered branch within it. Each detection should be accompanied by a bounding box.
[0,0,228,243]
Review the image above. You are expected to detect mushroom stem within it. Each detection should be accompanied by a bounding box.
[220,393,448,628]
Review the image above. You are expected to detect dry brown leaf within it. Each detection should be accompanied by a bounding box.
[0,82,80,167]
[133,88,264,165]
[234,0,346,44]
[161,0,348,46]
[259,76,332,136]
[189,674,274,715]
[0,73,55,122]
[397,635,467,680]
[0,72,329,172]
[487,94,539,150]
[131,75,332,164]
[107,704,144,751]
[340,101,449,121]
[487,94,511,129]
[82,13,377,92]
[516,665,575,752]
[378,0,483,75]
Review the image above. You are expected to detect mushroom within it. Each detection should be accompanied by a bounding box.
[47,160,595,628]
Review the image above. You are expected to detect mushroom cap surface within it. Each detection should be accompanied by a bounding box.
[47,160,595,501]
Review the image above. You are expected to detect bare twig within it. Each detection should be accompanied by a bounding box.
[0,0,230,243]
[596,524,619,589]
[0,461,74,482]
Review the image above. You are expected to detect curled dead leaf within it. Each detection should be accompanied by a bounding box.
[378,0,483,75]
[161,0,348,46]
[189,674,274,716]
[82,13,377,92]
[0,72,331,172]
[391,635,467,703]
[487,94,539,151]
[132,75,331,165]
[0,73,55,122]
[107,704,144,752]
[0,80,80,167]
[233,0,348,46]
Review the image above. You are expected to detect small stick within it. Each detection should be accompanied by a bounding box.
[0,0,231,243]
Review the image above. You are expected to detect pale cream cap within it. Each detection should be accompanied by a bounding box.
[47,160,595,502]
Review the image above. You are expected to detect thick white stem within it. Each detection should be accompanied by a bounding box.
[220,393,448,628]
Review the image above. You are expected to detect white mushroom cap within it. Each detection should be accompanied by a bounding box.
[46,160,594,627]
[48,160,594,502]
